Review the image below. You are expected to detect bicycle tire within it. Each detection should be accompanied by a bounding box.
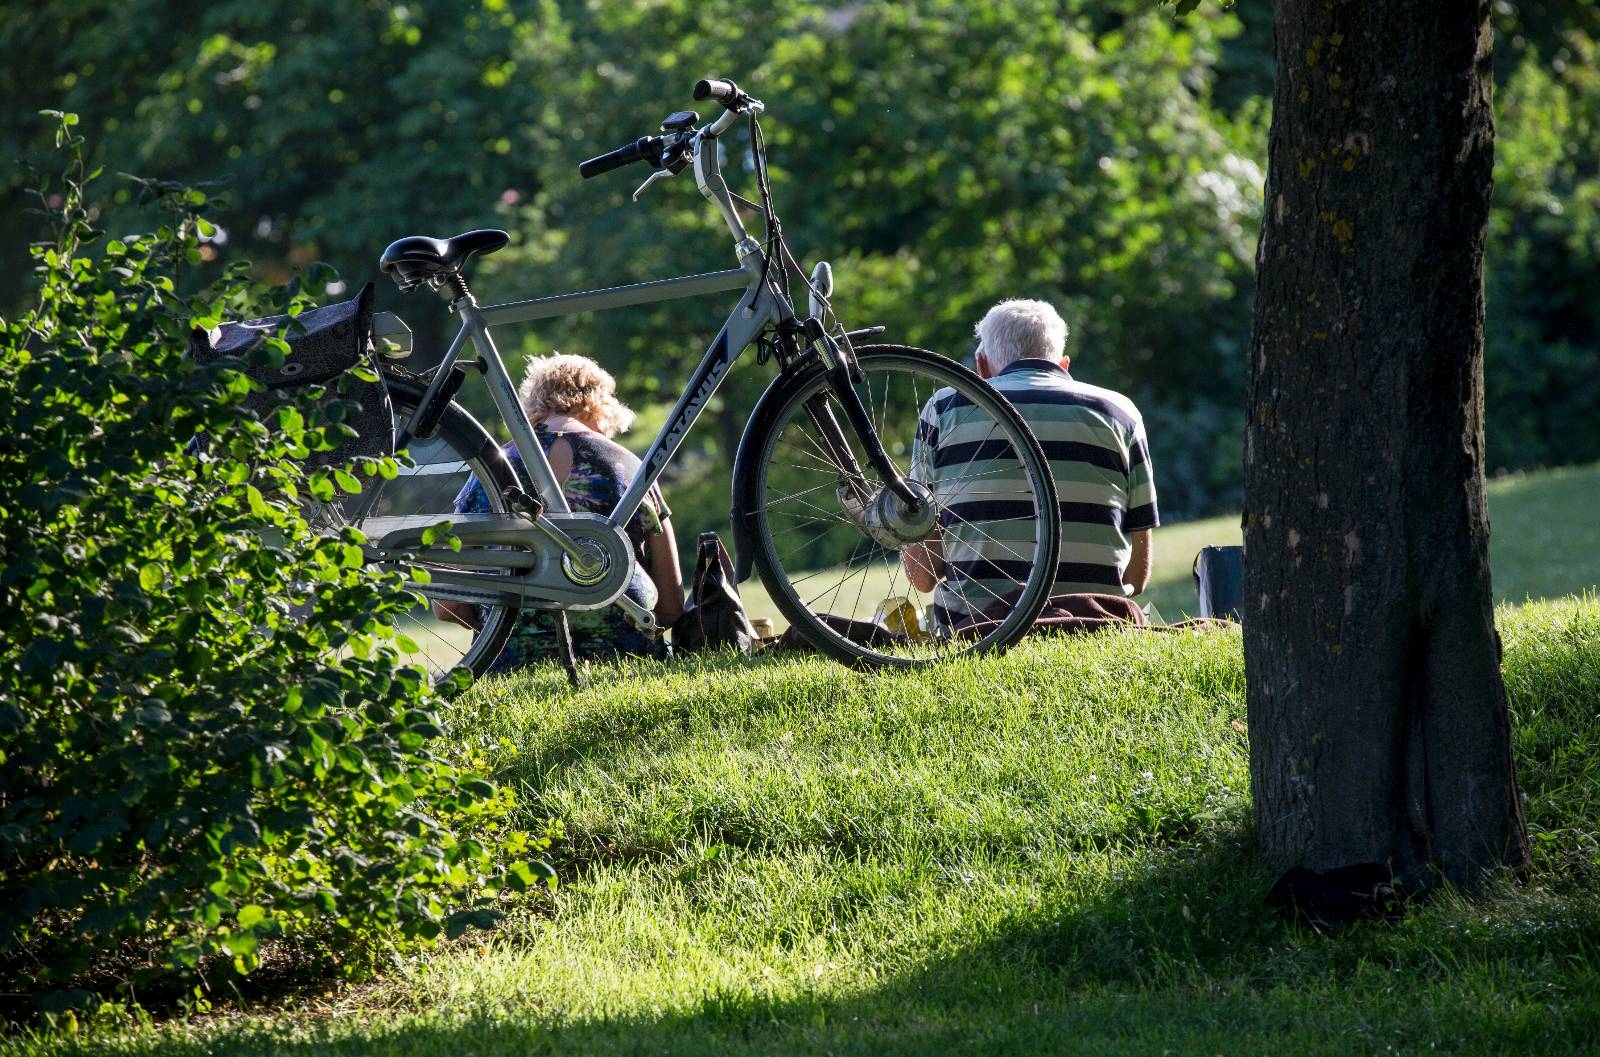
[740,345,1061,668]
[329,375,522,686]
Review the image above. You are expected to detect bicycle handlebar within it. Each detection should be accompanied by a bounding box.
[694,78,739,104]
[577,79,763,183]
[578,135,663,180]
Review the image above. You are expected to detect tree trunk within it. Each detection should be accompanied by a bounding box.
[1244,0,1529,892]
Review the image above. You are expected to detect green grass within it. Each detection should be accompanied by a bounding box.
[11,463,1600,1056]
[16,595,1600,1056]
[1143,461,1600,617]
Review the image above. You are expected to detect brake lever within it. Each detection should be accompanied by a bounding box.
[632,168,675,202]
[632,131,698,202]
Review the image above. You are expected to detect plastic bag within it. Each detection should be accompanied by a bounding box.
[1193,544,1245,622]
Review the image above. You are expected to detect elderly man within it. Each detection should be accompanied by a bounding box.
[903,299,1159,627]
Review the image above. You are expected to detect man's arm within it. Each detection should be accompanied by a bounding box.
[1123,528,1153,596]
[902,537,945,594]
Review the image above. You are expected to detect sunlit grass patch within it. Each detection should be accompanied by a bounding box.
[16,599,1598,1056]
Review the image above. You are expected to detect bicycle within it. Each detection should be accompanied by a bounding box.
[343,77,1062,681]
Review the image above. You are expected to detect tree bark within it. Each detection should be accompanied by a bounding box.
[1244,0,1529,890]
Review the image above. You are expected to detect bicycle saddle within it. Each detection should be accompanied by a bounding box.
[379,229,510,291]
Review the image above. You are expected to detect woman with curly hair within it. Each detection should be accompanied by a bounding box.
[441,354,684,671]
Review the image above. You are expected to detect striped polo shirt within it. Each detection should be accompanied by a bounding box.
[909,358,1159,627]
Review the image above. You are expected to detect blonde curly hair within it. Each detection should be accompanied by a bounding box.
[517,354,636,437]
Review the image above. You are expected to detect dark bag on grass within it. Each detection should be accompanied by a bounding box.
[188,282,392,465]
[775,614,909,652]
[672,532,758,653]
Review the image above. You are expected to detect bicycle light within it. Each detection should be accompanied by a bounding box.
[809,260,833,319]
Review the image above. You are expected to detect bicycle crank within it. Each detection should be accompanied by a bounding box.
[365,510,636,610]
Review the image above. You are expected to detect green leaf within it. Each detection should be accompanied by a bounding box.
[236,904,267,929]
[444,907,504,939]
[139,562,163,592]
[459,777,496,800]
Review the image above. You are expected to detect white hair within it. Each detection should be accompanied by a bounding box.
[974,299,1070,372]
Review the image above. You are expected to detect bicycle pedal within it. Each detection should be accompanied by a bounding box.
[502,486,544,521]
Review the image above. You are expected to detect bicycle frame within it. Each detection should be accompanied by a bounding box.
[362,103,811,617]
[447,256,787,533]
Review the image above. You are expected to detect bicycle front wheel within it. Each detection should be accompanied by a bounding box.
[743,345,1060,667]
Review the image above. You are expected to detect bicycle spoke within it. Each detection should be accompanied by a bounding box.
[807,531,869,611]
[764,514,839,543]
[755,351,1058,667]
[771,493,857,527]
[784,419,853,475]
[846,542,875,623]
[751,478,841,513]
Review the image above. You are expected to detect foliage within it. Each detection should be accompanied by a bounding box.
[0,0,1266,529]
[2,1,1597,538]
[0,117,551,1023]
[489,0,1265,525]
[1485,30,1600,473]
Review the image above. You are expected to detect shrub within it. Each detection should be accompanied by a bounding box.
[0,115,551,1022]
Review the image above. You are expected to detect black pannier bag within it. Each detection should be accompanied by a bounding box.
[672,532,759,654]
[188,281,393,465]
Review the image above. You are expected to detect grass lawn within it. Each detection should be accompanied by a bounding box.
[16,594,1598,1056]
[11,463,1599,1056]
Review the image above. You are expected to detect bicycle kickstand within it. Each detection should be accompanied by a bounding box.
[554,611,582,689]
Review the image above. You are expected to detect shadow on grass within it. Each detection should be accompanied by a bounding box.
[77,833,1600,1057]
[476,649,809,782]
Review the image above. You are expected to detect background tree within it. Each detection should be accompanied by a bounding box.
[1242,0,1530,895]
[1,0,1267,534]
[3,0,1597,558]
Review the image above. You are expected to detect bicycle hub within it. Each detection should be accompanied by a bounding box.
[561,541,612,587]
[841,480,938,549]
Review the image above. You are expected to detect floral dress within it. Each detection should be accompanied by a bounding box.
[453,423,670,672]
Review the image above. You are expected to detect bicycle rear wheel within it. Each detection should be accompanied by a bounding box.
[743,345,1060,667]
[316,377,522,686]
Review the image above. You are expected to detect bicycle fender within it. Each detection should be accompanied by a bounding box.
[407,362,469,440]
[380,370,530,495]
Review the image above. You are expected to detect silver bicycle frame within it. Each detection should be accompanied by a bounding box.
[375,100,798,609]
[453,260,785,531]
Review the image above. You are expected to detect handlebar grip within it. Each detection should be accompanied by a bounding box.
[694,78,739,103]
[578,136,658,179]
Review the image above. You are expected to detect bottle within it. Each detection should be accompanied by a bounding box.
[873,596,923,638]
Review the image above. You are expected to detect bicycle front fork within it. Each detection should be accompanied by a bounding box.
[800,327,928,511]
